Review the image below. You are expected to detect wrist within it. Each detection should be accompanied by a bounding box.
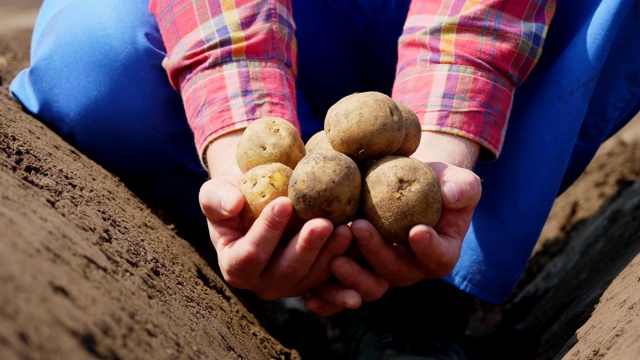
[204,129,245,182]
[411,131,480,170]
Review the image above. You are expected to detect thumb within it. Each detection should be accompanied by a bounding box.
[440,168,482,211]
[199,178,245,220]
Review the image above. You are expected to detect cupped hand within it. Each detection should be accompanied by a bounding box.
[315,161,481,307]
[199,177,355,301]
[303,257,390,316]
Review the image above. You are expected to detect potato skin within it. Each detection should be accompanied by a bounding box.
[393,103,422,157]
[236,117,306,173]
[238,163,293,230]
[324,92,404,160]
[361,156,442,243]
[288,150,361,225]
[305,130,334,154]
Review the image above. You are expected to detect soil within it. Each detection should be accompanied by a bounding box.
[2,3,640,360]
[0,14,298,360]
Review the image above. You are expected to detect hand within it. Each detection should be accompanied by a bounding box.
[303,257,389,316]
[353,161,480,282]
[310,132,482,308]
[201,130,358,303]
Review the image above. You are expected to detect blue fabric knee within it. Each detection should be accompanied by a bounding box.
[559,1,640,191]
[10,0,208,233]
[444,0,640,303]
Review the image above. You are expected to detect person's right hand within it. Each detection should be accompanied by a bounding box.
[200,130,360,306]
[201,178,359,301]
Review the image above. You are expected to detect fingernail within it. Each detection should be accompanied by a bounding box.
[345,300,358,309]
[344,293,361,309]
[220,191,235,214]
[273,201,292,220]
[443,182,459,205]
[354,228,371,241]
[412,229,430,248]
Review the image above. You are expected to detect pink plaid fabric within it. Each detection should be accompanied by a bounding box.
[393,0,556,158]
[150,0,555,161]
[150,0,298,162]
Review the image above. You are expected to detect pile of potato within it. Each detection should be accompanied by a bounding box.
[235,91,442,244]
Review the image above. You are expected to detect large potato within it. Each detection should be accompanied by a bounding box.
[393,103,422,157]
[324,92,404,160]
[361,156,442,243]
[236,117,306,173]
[288,150,361,225]
[237,163,293,230]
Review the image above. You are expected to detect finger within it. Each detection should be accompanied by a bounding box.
[435,165,482,211]
[304,293,348,316]
[350,220,410,279]
[261,218,333,289]
[330,256,389,301]
[221,197,292,288]
[295,224,353,291]
[200,179,246,251]
[199,179,245,220]
[433,170,481,243]
[306,283,362,315]
[409,225,460,278]
[207,215,246,251]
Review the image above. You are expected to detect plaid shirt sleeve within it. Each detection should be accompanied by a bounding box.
[149,0,298,163]
[393,0,556,159]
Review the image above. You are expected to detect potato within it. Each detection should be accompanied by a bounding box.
[361,156,442,243]
[288,150,361,225]
[324,92,404,160]
[393,103,422,156]
[305,130,334,154]
[238,163,293,230]
[236,117,306,173]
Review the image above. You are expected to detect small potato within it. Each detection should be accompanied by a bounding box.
[236,117,306,173]
[289,150,361,225]
[361,156,442,244]
[393,103,422,156]
[238,163,293,230]
[324,92,404,160]
[305,130,334,154]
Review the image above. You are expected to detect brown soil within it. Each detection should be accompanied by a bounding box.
[0,28,299,360]
[2,4,640,360]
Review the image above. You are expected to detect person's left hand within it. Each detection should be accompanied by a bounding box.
[303,160,481,315]
[353,161,480,283]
